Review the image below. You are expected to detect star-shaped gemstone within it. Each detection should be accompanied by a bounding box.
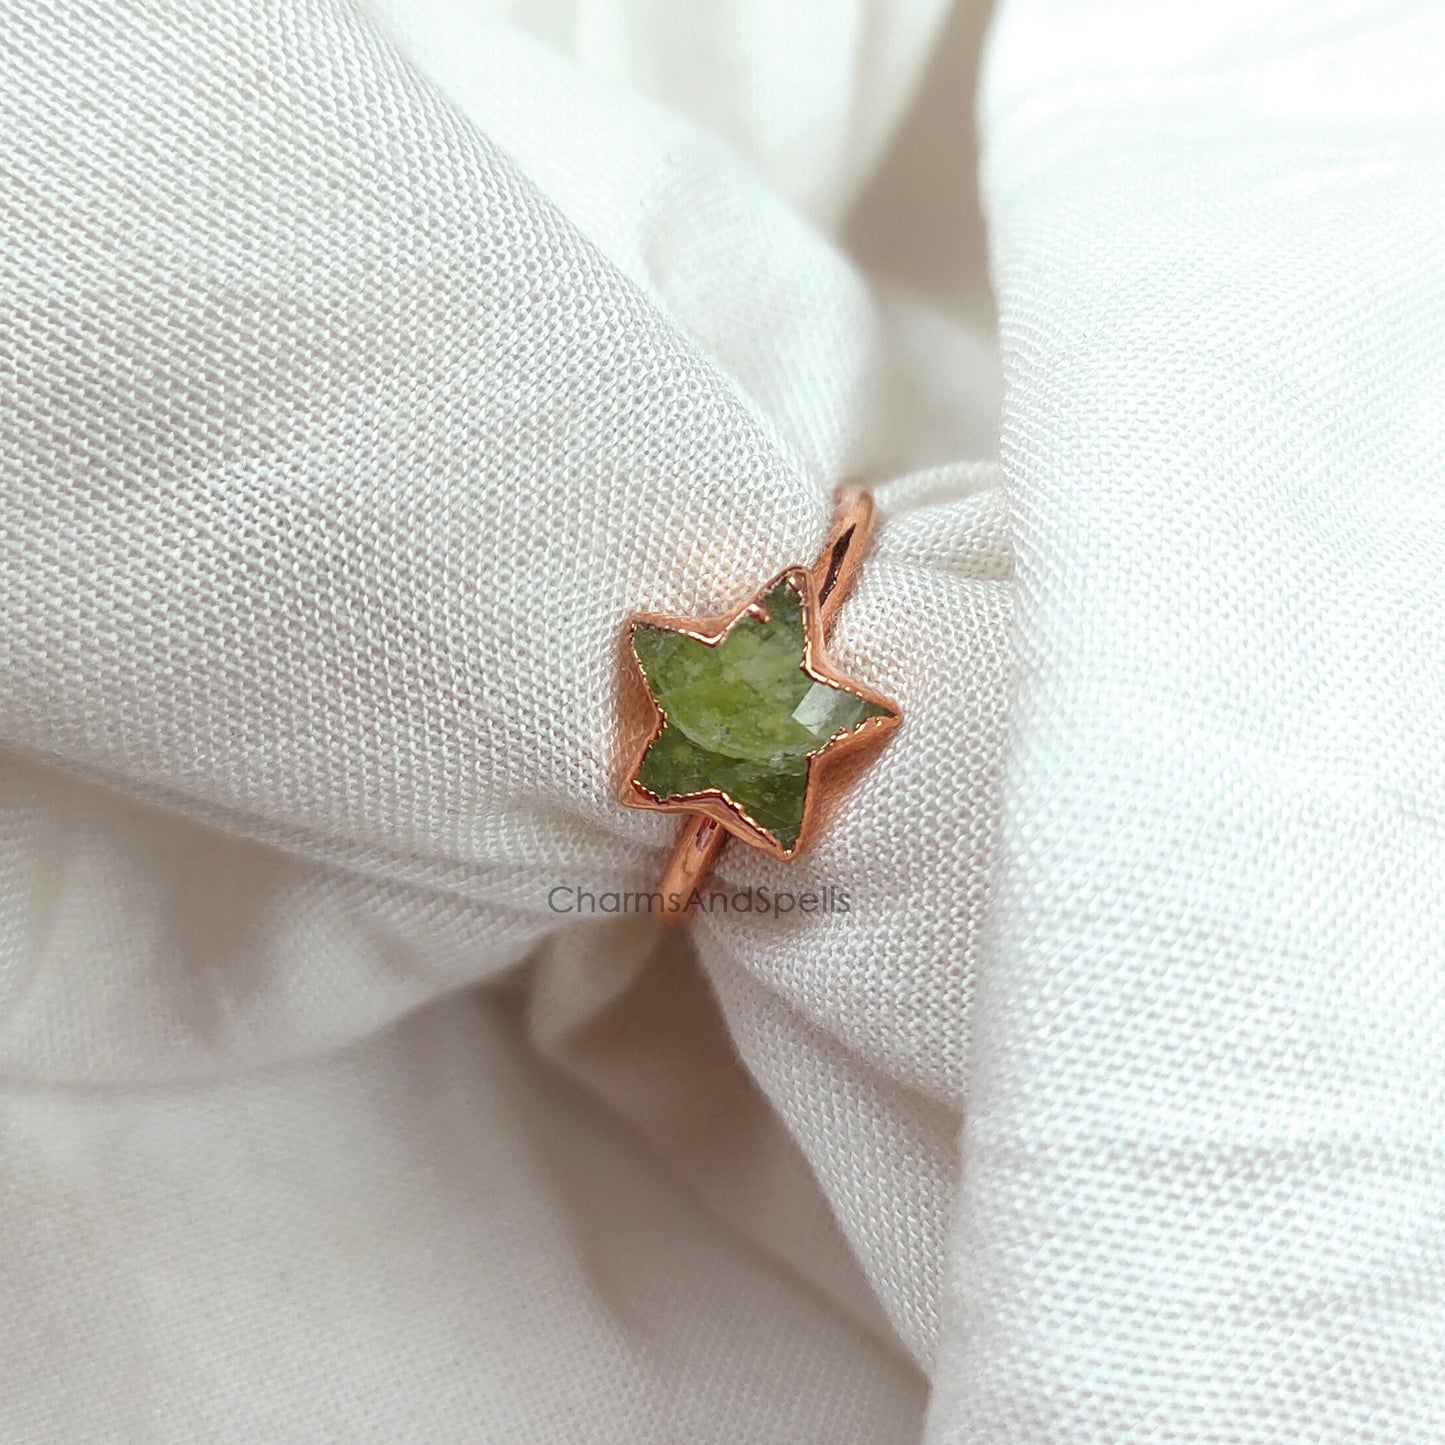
[620,567,899,858]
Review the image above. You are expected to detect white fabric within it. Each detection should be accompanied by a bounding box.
[928,4,1445,1437]
[1,0,1442,1441]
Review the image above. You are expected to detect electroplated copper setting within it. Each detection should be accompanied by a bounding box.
[618,487,898,913]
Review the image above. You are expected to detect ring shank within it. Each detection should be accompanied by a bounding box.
[656,487,875,918]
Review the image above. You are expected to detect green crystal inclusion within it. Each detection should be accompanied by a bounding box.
[631,579,892,849]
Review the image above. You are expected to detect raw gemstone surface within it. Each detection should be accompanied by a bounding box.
[630,579,893,848]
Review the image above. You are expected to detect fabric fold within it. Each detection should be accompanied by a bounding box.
[1,0,1003,1437]
[926,2,1445,1438]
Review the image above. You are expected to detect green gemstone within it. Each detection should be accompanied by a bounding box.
[631,579,893,849]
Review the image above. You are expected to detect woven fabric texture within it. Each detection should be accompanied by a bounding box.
[3,0,1444,1440]
[928,2,1445,1438]
[1,0,1000,1438]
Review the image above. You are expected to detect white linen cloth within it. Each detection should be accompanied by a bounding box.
[1,0,1441,1440]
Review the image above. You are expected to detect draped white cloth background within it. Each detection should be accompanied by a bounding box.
[1,1,1442,1441]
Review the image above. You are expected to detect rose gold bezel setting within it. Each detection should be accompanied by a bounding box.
[617,563,899,862]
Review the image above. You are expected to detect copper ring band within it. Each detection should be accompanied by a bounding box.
[654,486,876,912]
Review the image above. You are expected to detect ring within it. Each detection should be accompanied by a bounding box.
[618,487,901,917]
